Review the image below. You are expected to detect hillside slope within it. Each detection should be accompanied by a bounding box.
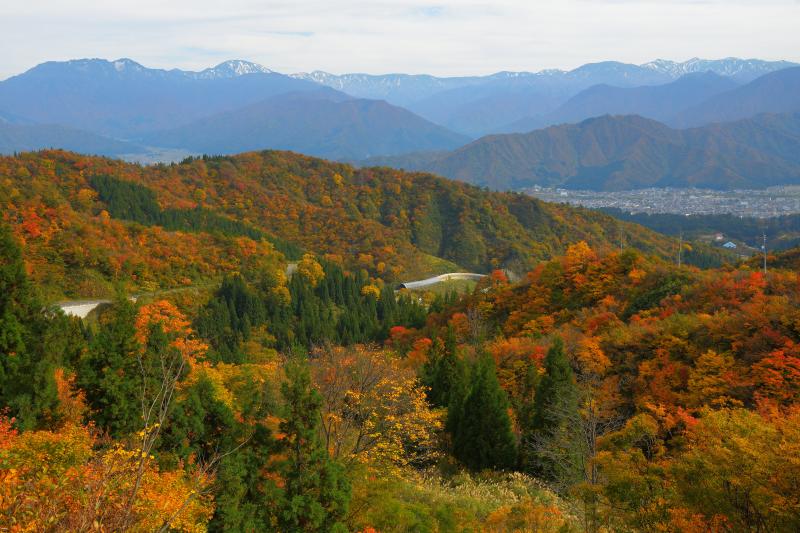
[1,149,684,298]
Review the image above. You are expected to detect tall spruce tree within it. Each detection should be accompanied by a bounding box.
[451,353,517,471]
[78,297,142,437]
[278,360,350,532]
[523,337,582,485]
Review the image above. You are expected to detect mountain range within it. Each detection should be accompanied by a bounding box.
[294,57,794,106]
[1,57,800,189]
[0,58,323,138]
[673,66,800,127]
[297,58,797,135]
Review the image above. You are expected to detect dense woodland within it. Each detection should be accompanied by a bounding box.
[1,149,799,531]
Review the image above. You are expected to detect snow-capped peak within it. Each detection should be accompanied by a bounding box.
[195,60,273,79]
[112,58,145,72]
[640,57,798,81]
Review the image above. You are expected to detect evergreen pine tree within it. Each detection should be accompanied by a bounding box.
[515,356,541,434]
[451,353,517,471]
[278,360,350,532]
[522,337,582,484]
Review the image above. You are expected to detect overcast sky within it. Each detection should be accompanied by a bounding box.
[1,0,799,79]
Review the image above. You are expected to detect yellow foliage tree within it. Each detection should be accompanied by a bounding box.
[311,345,441,472]
[0,420,213,531]
[296,253,325,288]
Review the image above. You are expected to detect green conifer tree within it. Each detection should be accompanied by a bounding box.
[278,360,350,532]
[451,353,517,471]
[523,337,582,484]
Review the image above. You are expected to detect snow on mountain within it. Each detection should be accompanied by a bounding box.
[193,60,273,79]
[295,58,797,96]
[22,58,274,81]
[641,58,798,82]
[112,58,145,73]
[290,71,478,104]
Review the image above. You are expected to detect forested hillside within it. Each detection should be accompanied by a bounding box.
[0,149,692,299]
[2,220,798,531]
[5,147,786,533]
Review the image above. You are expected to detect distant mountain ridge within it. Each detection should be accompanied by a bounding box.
[640,57,798,81]
[0,58,322,137]
[2,58,275,81]
[364,112,800,191]
[142,89,470,160]
[294,57,796,105]
[504,72,740,132]
[290,71,481,106]
[293,58,797,135]
[674,67,800,127]
[0,57,472,159]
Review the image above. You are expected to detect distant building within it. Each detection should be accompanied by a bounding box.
[723,241,737,249]
[714,233,724,241]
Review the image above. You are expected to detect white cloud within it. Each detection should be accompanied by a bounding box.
[1,0,798,79]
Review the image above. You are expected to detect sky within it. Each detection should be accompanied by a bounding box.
[1,0,799,79]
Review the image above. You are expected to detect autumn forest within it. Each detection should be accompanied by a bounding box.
[1,149,799,532]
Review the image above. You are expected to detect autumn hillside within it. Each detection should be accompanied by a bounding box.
[0,149,697,299]
[388,241,800,531]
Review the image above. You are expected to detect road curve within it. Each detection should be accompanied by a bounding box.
[55,296,140,319]
[398,272,486,290]
[55,299,113,319]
